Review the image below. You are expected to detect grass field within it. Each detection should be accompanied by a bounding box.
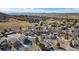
[0,18,32,32]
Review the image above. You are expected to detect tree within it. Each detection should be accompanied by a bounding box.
[4,29,7,32]
[19,27,22,30]
[40,22,43,26]
[35,36,47,51]
[1,32,7,37]
[56,43,60,48]
[1,32,5,36]
[65,29,69,40]
[39,43,46,51]
[38,27,41,36]
[74,19,77,25]
[35,36,40,45]
[36,27,41,36]
[9,28,12,31]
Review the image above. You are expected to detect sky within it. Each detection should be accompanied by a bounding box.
[0,8,79,13]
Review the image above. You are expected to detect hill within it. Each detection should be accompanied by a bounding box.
[0,18,32,32]
[0,12,9,22]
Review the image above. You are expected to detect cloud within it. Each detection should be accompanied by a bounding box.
[0,8,47,13]
[0,8,79,13]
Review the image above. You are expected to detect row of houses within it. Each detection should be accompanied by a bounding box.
[0,30,34,51]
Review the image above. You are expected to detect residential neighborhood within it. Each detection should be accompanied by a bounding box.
[0,14,79,51]
[0,8,79,51]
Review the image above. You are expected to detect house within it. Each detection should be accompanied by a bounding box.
[8,38,17,44]
[0,39,12,51]
[13,41,24,50]
[18,36,32,47]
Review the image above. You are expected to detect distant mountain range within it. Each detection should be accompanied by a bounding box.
[0,12,79,21]
[0,11,79,16]
[7,12,79,16]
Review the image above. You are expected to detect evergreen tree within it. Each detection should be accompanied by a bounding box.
[4,29,7,32]
[9,28,12,31]
[19,27,22,30]
[35,36,40,45]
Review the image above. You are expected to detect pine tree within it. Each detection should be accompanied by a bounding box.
[19,27,22,30]
[35,36,40,45]
[9,28,12,31]
[4,29,7,32]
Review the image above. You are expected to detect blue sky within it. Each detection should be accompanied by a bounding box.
[0,8,79,13]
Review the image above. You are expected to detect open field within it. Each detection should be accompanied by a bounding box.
[0,18,32,32]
